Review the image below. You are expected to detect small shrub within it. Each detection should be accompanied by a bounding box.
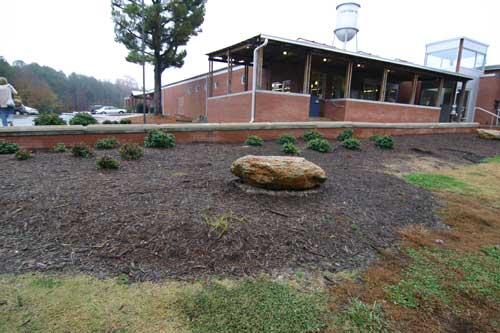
[94,137,119,150]
[373,135,394,149]
[244,135,264,146]
[337,128,353,141]
[69,113,98,126]
[369,134,383,142]
[307,138,332,153]
[282,142,300,155]
[119,143,143,160]
[303,130,324,142]
[96,155,120,170]
[0,141,19,154]
[15,149,32,160]
[53,142,68,153]
[33,112,66,126]
[144,129,175,148]
[342,138,361,150]
[72,143,91,158]
[277,134,297,145]
[119,118,132,124]
[102,120,114,125]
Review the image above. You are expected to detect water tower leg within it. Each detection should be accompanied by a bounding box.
[355,34,358,52]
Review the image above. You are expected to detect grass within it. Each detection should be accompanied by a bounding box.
[403,173,472,192]
[180,279,327,333]
[0,274,196,332]
[482,155,500,163]
[331,158,500,332]
[334,298,390,332]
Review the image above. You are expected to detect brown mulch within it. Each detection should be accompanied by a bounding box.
[0,134,498,281]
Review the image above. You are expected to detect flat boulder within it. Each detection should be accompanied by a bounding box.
[477,129,500,140]
[231,155,327,190]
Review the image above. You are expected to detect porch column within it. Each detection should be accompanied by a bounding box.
[227,50,233,94]
[208,60,214,98]
[456,80,467,122]
[434,78,444,106]
[244,65,249,91]
[256,47,265,89]
[344,62,353,98]
[409,74,419,105]
[379,69,389,102]
[303,52,312,94]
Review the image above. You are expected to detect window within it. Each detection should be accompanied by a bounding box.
[425,48,459,71]
[461,48,476,69]
[194,85,199,93]
[271,80,291,93]
[475,53,485,70]
[214,80,219,89]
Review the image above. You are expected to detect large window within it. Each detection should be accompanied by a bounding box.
[426,48,459,71]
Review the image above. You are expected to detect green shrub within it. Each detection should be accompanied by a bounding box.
[303,130,324,142]
[307,138,332,153]
[96,155,120,170]
[0,141,19,154]
[244,135,264,146]
[33,112,66,126]
[119,118,132,124]
[53,143,68,153]
[119,143,143,160]
[69,113,98,126]
[144,129,175,148]
[94,137,119,150]
[369,134,383,142]
[282,142,301,155]
[372,135,394,149]
[342,138,361,150]
[102,120,117,125]
[277,134,297,145]
[15,149,32,160]
[72,143,91,158]
[337,128,353,141]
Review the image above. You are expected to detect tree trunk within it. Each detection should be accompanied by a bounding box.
[154,62,162,116]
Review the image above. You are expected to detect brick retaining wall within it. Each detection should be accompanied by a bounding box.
[0,122,479,149]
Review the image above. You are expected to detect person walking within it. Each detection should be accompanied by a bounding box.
[0,77,18,127]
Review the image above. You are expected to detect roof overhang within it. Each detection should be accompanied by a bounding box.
[207,34,474,81]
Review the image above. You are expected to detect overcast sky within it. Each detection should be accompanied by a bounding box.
[1,0,499,89]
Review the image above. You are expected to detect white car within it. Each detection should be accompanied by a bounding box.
[23,106,39,115]
[95,106,127,115]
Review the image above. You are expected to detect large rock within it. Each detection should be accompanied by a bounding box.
[231,155,327,190]
[477,129,500,140]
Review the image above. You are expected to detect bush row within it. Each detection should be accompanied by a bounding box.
[33,112,133,126]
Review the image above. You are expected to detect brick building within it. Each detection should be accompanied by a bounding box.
[474,65,500,126]
[161,34,477,124]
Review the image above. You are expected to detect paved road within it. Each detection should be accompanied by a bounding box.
[8,113,140,127]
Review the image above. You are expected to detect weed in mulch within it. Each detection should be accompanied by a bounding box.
[72,143,91,157]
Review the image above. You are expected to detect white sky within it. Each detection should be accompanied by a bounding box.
[1,0,499,89]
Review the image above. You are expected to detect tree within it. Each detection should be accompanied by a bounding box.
[111,0,206,115]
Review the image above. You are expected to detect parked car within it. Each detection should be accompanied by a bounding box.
[94,106,127,115]
[15,105,39,115]
[90,105,103,114]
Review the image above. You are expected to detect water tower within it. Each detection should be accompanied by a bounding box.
[333,2,360,51]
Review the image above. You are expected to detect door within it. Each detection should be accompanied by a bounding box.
[309,95,321,117]
[309,72,325,117]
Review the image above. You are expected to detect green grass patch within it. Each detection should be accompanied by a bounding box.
[482,155,500,163]
[386,247,500,310]
[180,279,327,333]
[334,298,390,332]
[403,173,471,192]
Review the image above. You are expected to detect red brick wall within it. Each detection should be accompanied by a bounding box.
[474,75,500,125]
[0,125,477,150]
[342,99,440,123]
[207,92,252,123]
[255,92,309,122]
[162,67,255,121]
[321,100,346,121]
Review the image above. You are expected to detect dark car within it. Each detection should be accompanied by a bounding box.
[90,105,103,114]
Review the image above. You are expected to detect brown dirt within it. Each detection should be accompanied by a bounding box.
[0,134,499,282]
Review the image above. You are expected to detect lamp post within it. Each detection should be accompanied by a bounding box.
[141,0,147,124]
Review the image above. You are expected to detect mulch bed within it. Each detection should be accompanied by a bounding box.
[0,134,498,281]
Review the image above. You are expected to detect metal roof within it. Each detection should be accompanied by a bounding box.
[207,33,473,80]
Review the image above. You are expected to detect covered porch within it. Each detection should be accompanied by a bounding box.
[206,34,472,123]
